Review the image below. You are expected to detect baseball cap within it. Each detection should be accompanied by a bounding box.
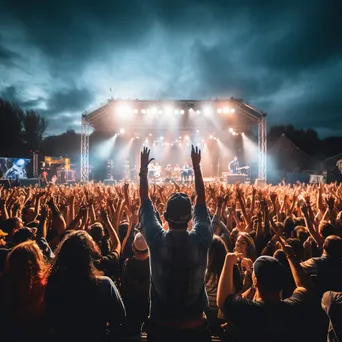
[165,192,192,224]
[253,256,286,292]
[13,227,37,244]
[133,233,148,252]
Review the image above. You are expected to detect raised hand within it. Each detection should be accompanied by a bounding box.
[141,147,155,168]
[191,145,201,167]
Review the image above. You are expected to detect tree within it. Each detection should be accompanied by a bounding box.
[22,110,48,150]
[0,98,25,156]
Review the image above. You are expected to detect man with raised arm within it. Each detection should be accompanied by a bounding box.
[139,146,213,342]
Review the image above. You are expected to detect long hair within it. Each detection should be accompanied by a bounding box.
[206,235,228,284]
[237,232,257,261]
[45,230,101,283]
[5,240,46,304]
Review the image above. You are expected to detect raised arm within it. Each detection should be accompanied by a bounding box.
[191,145,205,205]
[139,147,155,202]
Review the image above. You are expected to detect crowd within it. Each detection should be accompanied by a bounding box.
[0,145,341,341]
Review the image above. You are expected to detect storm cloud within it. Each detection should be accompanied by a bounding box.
[0,0,341,136]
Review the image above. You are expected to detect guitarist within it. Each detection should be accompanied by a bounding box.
[228,156,239,174]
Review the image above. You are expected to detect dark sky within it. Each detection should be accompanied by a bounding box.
[1,0,341,136]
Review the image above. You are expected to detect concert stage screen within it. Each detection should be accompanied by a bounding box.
[0,157,32,180]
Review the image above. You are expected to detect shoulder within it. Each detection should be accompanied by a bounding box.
[284,288,310,305]
[96,275,116,289]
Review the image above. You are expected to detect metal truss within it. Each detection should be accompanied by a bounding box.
[81,114,90,182]
[258,116,267,181]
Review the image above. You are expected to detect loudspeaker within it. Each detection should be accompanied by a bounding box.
[0,179,11,189]
[104,179,117,186]
[254,179,266,187]
[20,178,40,187]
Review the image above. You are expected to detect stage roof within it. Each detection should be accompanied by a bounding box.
[83,98,266,135]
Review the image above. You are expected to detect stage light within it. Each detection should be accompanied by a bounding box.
[229,128,233,132]
[196,129,200,133]
[217,108,222,114]
[158,110,163,114]
[230,108,235,113]
[171,143,174,146]
[189,108,194,112]
[133,109,138,114]
[174,109,179,115]
[118,105,131,113]
[210,135,213,139]
[151,107,157,114]
[145,138,148,142]
[196,110,201,115]
[119,128,125,134]
[179,136,182,139]
[204,107,212,114]
[232,132,236,136]
[242,132,245,136]
[180,109,185,115]
[160,137,164,140]
[185,136,189,141]
[165,107,172,114]
[141,109,146,114]
[223,107,230,114]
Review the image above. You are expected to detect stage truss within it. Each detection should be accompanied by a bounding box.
[80,98,267,182]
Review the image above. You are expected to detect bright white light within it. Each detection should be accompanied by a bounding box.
[165,107,172,114]
[174,109,179,115]
[189,108,194,112]
[223,107,230,114]
[149,133,152,136]
[141,109,146,114]
[151,107,157,114]
[196,110,201,115]
[118,105,131,113]
[160,137,164,140]
[133,109,138,114]
[145,138,148,142]
[230,108,235,113]
[242,132,245,136]
[179,136,182,139]
[180,109,185,115]
[232,132,236,135]
[217,108,222,114]
[210,135,213,139]
[204,107,212,114]
[158,110,163,114]
[119,128,125,134]
[229,128,233,133]
[196,130,200,133]
[186,143,189,147]
[171,143,174,146]
[185,136,189,141]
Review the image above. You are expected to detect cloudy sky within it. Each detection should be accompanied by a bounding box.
[0,0,341,137]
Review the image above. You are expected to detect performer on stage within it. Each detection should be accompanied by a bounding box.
[181,163,193,182]
[228,156,239,174]
[40,169,49,187]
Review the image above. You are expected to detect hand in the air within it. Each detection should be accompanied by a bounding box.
[141,147,155,168]
[191,145,201,167]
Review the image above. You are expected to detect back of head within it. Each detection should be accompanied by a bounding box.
[89,222,104,243]
[47,230,99,282]
[253,256,286,294]
[5,240,45,297]
[319,221,336,239]
[206,235,228,282]
[164,192,192,229]
[323,235,342,259]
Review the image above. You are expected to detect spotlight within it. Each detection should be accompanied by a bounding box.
[174,109,179,115]
[196,129,200,133]
[223,107,230,114]
[158,110,163,114]
[171,143,174,146]
[217,108,222,114]
[230,108,235,113]
[151,107,157,114]
[210,135,213,139]
[165,107,172,114]
[133,109,138,114]
[185,136,189,141]
[189,108,194,112]
[141,109,146,114]
[160,137,164,140]
[180,109,185,115]
[179,136,182,139]
[196,110,201,115]
[203,107,211,114]
[232,132,236,136]
[149,133,152,136]
[119,128,125,134]
[229,128,233,133]
[242,132,245,136]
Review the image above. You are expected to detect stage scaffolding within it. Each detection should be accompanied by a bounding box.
[80,98,267,182]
